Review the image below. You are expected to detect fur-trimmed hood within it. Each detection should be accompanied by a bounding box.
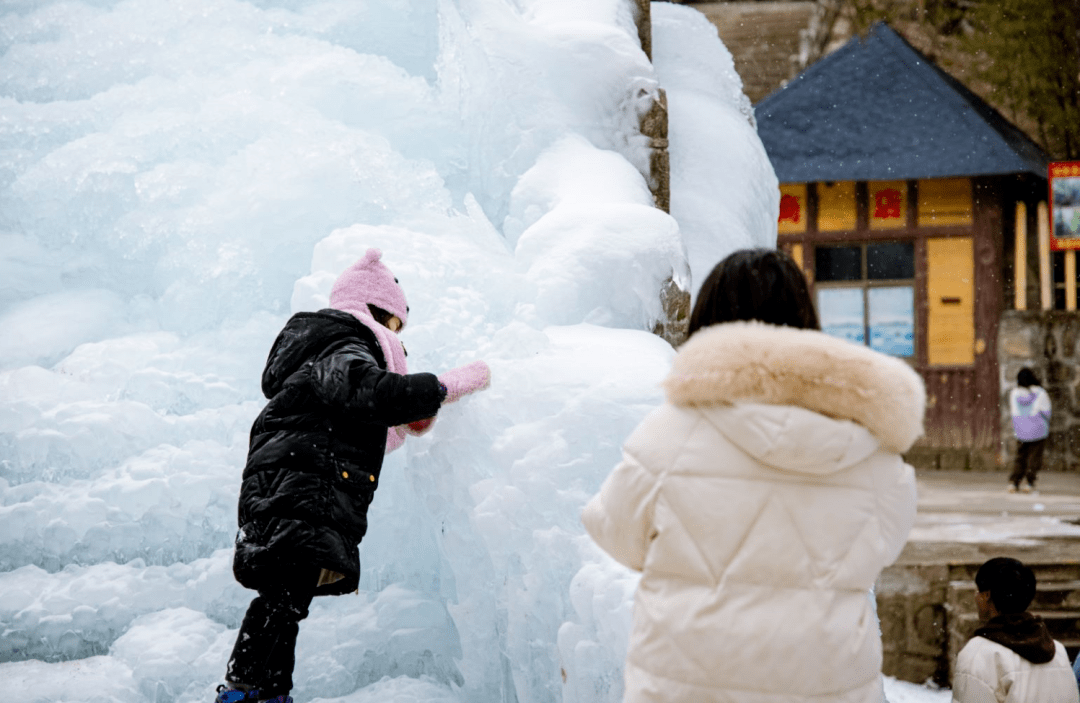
[664,321,926,454]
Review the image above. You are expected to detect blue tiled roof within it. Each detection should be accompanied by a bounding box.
[755,23,1049,183]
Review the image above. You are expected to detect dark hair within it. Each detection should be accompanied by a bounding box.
[688,248,819,336]
[975,557,1036,614]
[1017,367,1040,388]
[367,304,400,329]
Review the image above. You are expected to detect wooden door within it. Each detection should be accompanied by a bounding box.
[922,236,994,448]
[927,237,975,366]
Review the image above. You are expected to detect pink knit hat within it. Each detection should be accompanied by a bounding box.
[329,248,409,327]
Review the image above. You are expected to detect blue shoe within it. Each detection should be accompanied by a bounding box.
[215,685,260,703]
[215,686,292,703]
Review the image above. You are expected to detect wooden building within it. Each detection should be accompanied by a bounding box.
[755,23,1051,468]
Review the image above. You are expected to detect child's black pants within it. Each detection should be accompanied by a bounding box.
[226,568,319,697]
[1010,438,1046,488]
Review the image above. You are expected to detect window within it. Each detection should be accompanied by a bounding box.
[815,242,916,358]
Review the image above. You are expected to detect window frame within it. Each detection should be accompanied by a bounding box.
[814,241,918,360]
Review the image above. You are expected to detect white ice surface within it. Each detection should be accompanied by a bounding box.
[0,1,952,702]
[650,3,779,298]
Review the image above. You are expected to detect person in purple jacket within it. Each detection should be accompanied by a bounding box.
[1009,367,1051,493]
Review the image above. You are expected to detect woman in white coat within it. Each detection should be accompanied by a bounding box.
[582,249,925,703]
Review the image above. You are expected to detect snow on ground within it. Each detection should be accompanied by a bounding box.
[1,1,948,702]
[884,677,952,703]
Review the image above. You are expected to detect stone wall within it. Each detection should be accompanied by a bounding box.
[876,564,950,686]
[998,310,1080,473]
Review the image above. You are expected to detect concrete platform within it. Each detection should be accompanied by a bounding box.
[902,470,1080,564]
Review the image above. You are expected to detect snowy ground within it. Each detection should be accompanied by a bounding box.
[2,1,965,702]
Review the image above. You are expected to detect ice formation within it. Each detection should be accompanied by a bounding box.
[0,1,788,701]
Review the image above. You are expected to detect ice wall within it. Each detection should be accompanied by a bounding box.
[0,1,777,702]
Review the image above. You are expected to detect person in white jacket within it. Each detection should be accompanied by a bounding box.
[582,249,924,703]
[952,557,1079,703]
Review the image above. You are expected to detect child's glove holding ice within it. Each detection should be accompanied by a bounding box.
[402,361,490,437]
[405,417,435,436]
[438,360,491,403]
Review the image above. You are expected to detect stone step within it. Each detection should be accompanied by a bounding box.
[1033,609,1080,626]
[947,562,1080,584]
[948,579,1080,612]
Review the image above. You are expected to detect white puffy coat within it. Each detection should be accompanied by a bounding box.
[582,322,925,703]
[953,636,1080,703]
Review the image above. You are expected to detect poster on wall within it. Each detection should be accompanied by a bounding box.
[1050,161,1080,250]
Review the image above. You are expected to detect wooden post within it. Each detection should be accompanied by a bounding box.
[633,0,651,60]
[639,90,670,213]
[1039,201,1051,310]
[1014,201,1027,310]
[1068,252,1078,311]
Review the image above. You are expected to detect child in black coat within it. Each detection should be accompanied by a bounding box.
[215,249,490,703]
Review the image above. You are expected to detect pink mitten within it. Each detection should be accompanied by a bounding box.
[438,361,491,404]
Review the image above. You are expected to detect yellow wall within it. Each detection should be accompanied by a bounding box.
[927,237,975,366]
[818,181,857,231]
[918,178,973,227]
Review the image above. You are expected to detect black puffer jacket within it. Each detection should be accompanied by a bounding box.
[233,309,446,595]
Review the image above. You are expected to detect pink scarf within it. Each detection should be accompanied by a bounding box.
[337,306,408,454]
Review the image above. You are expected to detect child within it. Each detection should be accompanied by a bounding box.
[952,557,1079,703]
[214,248,490,703]
[582,248,923,703]
[1009,367,1051,493]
